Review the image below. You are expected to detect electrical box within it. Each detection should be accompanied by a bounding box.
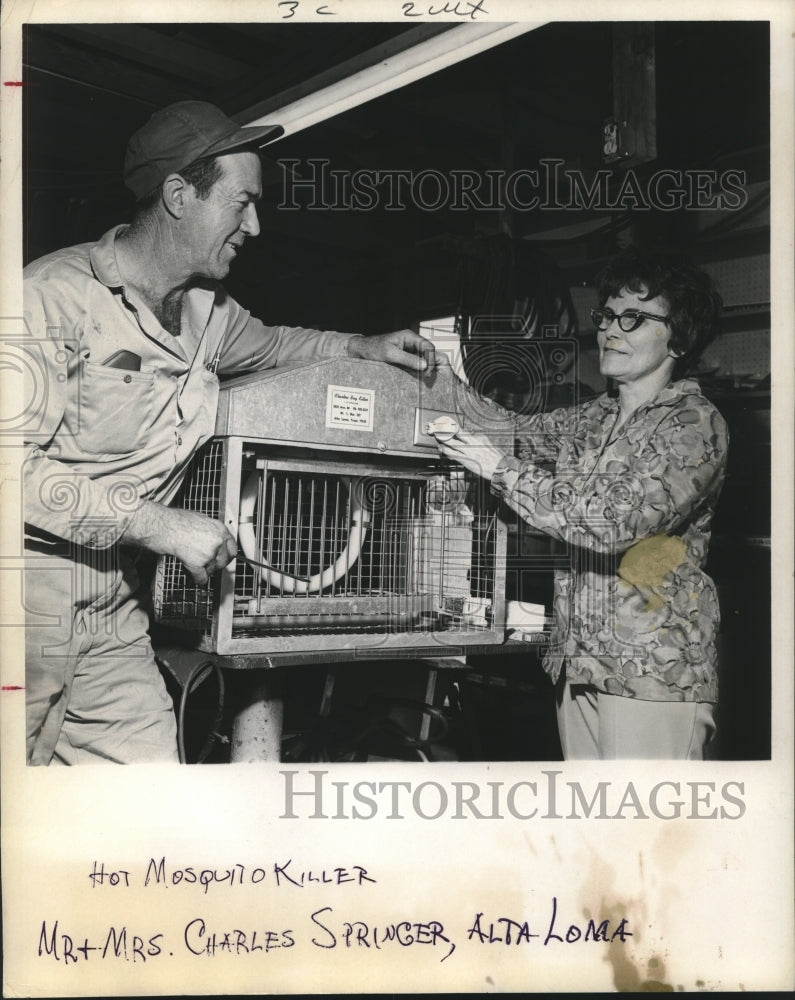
[152,358,513,655]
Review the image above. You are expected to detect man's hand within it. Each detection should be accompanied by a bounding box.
[122,501,237,585]
[346,329,442,372]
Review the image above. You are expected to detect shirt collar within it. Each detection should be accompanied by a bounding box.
[597,377,703,415]
[89,225,128,288]
[644,378,703,409]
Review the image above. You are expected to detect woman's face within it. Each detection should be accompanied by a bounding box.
[597,287,676,385]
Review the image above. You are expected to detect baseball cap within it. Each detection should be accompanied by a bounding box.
[123,101,284,200]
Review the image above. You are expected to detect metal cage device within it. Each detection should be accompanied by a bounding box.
[152,358,513,655]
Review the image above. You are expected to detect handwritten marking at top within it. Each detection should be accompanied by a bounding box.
[402,0,489,18]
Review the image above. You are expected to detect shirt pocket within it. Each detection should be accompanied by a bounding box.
[75,361,155,455]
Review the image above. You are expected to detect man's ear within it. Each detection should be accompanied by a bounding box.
[161,173,190,219]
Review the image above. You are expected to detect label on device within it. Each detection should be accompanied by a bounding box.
[325,385,375,431]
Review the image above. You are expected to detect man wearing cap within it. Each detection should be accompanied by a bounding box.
[23,101,436,766]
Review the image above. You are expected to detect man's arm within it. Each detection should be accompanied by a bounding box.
[215,295,438,375]
[21,282,235,582]
[121,502,236,585]
[345,329,436,371]
[26,438,236,583]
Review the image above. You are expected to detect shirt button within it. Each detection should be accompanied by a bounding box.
[177,435,183,446]
[123,374,132,384]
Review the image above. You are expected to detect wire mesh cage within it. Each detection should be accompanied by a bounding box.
[152,359,511,655]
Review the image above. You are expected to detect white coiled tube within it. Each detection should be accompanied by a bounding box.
[238,471,370,594]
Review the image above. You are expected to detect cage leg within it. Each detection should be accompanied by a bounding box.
[319,669,336,718]
[419,668,439,744]
[230,670,284,762]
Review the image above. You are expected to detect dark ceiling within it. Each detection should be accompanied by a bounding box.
[23,20,770,331]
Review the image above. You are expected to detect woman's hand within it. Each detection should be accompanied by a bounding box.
[435,429,508,482]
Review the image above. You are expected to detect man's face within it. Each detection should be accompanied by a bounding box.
[182,151,262,280]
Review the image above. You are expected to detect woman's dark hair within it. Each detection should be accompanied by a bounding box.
[596,248,722,378]
[133,155,224,215]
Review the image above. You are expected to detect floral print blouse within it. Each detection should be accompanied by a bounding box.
[490,379,728,703]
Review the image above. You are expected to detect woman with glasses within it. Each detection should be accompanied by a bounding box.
[436,249,728,759]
